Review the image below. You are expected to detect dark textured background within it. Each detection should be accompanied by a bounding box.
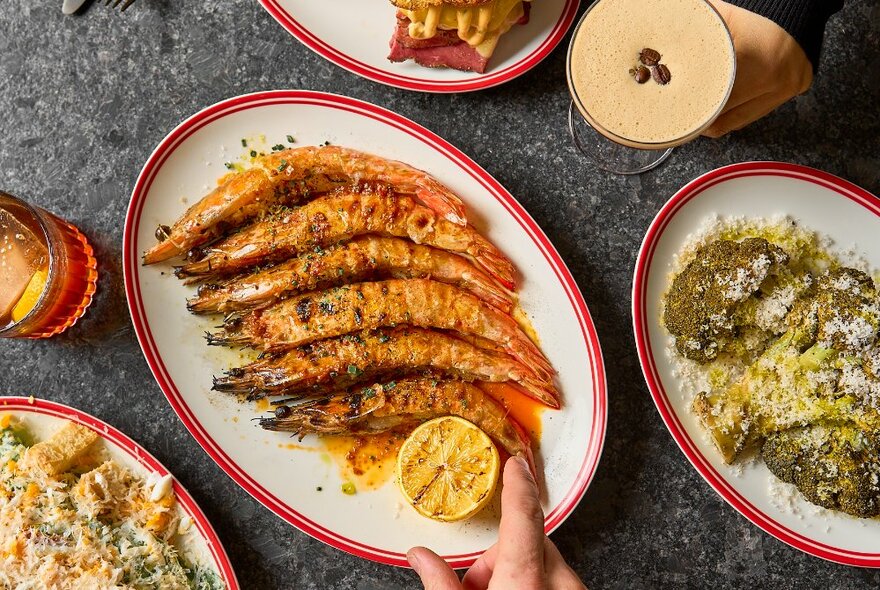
[1,1,879,588]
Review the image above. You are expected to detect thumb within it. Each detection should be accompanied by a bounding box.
[408,547,462,590]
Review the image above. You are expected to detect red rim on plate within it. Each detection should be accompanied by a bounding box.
[257,0,580,93]
[0,396,239,586]
[632,161,880,568]
[123,90,606,567]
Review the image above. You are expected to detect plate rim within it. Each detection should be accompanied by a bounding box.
[122,89,607,568]
[255,0,581,93]
[631,161,880,568]
[0,396,240,587]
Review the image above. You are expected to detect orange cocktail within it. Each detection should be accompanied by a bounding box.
[0,191,97,338]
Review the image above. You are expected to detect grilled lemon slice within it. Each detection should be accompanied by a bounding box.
[397,416,500,522]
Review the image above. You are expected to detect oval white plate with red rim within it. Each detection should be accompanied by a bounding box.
[123,90,606,567]
[257,0,580,93]
[0,397,239,586]
[633,161,880,567]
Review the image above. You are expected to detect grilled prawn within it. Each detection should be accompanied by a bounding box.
[143,146,467,264]
[175,187,515,289]
[208,279,554,381]
[186,236,512,314]
[260,376,536,475]
[212,326,558,407]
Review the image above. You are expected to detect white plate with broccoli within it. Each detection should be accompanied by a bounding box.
[633,161,880,567]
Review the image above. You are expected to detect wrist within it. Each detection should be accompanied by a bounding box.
[724,0,844,70]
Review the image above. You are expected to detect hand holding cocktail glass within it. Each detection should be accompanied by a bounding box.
[566,0,818,174]
[702,0,813,138]
[566,0,736,174]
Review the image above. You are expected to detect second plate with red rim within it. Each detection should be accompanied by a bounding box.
[0,397,239,587]
[257,0,580,92]
[633,161,880,567]
[123,90,606,567]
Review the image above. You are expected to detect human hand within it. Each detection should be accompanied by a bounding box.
[407,456,586,590]
[703,0,813,138]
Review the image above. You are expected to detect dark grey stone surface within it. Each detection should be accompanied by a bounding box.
[1,0,879,588]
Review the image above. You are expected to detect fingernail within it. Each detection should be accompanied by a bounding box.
[407,550,422,574]
[512,455,533,481]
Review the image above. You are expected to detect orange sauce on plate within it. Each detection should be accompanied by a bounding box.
[321,429,411,492]
[479,382,545,440]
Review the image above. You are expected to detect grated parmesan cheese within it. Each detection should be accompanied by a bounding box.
[665,215,880,517]
[0,421,223,590]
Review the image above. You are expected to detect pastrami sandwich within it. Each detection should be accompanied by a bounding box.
[388,0,532,73]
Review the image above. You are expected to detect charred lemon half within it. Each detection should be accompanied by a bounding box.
[397,416,500,522]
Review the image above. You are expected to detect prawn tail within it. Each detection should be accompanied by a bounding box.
[470,231,516,289]
[416,179,467,227]
[514,375,561,409]
[508,336,556,384]
[462,271,515,314]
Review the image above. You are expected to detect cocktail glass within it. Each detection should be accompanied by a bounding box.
[566,0,736,175]
[0,191,97,338]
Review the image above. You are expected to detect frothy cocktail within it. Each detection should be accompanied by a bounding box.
[567,0,735,148]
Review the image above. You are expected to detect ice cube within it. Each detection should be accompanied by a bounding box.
[0,208,48,322]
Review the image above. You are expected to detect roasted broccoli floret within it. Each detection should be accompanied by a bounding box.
[664,238,789,363]
[737,269,813,337]
[815,268,880,353]
[762,424,880,517]
[694,267,880,463]
[796,268,880,376]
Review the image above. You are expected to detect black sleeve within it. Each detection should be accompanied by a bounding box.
[725,0,845,69]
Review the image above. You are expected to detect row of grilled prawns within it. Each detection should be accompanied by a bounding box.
[143,145,559,474]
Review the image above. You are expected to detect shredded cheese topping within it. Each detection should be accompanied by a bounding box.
[0,421,222,590]
[666,216,880,516]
